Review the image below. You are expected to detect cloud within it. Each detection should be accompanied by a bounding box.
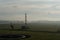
[0,0,60,21]
[10,4,52,10]
[25,0,60,2]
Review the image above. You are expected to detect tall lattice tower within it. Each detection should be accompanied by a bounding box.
[25,13,27,27]
[21,13,29,30]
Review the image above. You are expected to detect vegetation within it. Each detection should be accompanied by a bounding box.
[0,22,60,40]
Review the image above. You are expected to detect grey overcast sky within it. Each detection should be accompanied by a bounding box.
[0,0,60,21]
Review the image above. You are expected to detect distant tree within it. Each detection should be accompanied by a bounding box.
[10,23,14,30]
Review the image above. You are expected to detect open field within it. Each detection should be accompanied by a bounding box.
[0,22,60,40]
[0,30,60,40]
[0,23,59,32]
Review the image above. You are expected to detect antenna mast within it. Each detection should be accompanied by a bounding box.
[25,13,27,26]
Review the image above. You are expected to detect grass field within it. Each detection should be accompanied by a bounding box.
[0,30,60,40]
[0,23,60,40]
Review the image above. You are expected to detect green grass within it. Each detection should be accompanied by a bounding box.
[0,30,60,40]
[0,24,60,40]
